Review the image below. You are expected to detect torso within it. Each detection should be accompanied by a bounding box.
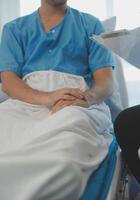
[3,7,113,88]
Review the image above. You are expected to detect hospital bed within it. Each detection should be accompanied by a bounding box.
[0,56,130,200]
[80,17,132,199]
[80,56,130,200]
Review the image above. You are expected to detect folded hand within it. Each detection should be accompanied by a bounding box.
[51,98,89,114]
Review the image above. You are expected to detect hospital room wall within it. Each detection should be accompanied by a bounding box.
[0,0,20,38]
[19,0,111,20]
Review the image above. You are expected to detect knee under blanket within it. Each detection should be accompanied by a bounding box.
[0,71,113,200]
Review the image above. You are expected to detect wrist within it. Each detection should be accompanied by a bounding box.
[34,91,52,107]
[84,89,98,106]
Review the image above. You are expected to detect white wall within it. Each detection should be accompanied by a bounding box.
[20,0,40,16]
[20,0,109,20]
[0,0,20,37]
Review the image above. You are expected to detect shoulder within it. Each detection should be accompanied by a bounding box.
[69,7,105,34]
[69,7,97,22]
[69,7,102,28]
[3,11,37,34]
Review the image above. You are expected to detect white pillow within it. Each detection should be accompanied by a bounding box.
[102,16,116,32]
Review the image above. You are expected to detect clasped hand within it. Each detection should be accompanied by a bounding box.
[49,88,93,114]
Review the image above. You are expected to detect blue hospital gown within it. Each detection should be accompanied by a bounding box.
[0,6,114,88]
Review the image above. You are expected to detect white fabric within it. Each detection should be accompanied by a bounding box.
[102,16,116,32]
[0,71,113,200]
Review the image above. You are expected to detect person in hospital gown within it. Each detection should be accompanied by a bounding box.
[0,0,115,199]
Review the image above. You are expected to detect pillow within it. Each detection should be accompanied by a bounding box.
[102,16,116,32]
[102,17,124,121]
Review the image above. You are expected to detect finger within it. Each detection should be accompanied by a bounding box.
[60,94,77,101]
[53,99,71,109]
[52,105,62,113]
[65,88,85,99]
[57,101,74,108]
[52,103,70,114]
[72,100,88,107]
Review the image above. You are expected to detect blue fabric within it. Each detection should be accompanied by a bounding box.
[80,138,118,200]
[0,7,115,87]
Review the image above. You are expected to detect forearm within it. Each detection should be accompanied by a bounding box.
[1,72,51,106]
[84,67,114,105]
[87,80,114,105]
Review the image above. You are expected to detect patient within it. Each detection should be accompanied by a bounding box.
[0,0,115,199]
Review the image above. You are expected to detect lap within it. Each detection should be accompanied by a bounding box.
[0,99,112,154]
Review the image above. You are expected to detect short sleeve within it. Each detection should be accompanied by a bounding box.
[0,24,24,77]
[88,19,115,73]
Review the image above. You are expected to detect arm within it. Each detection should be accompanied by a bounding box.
[85,17,115,105]
[51,67,114,113]
[84,67,114,105]
[1,71,51,106]
[1,71,84,107]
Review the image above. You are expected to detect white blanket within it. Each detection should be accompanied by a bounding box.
[0,71,113,200]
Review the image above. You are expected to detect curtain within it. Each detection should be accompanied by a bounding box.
[0,0,20,38]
